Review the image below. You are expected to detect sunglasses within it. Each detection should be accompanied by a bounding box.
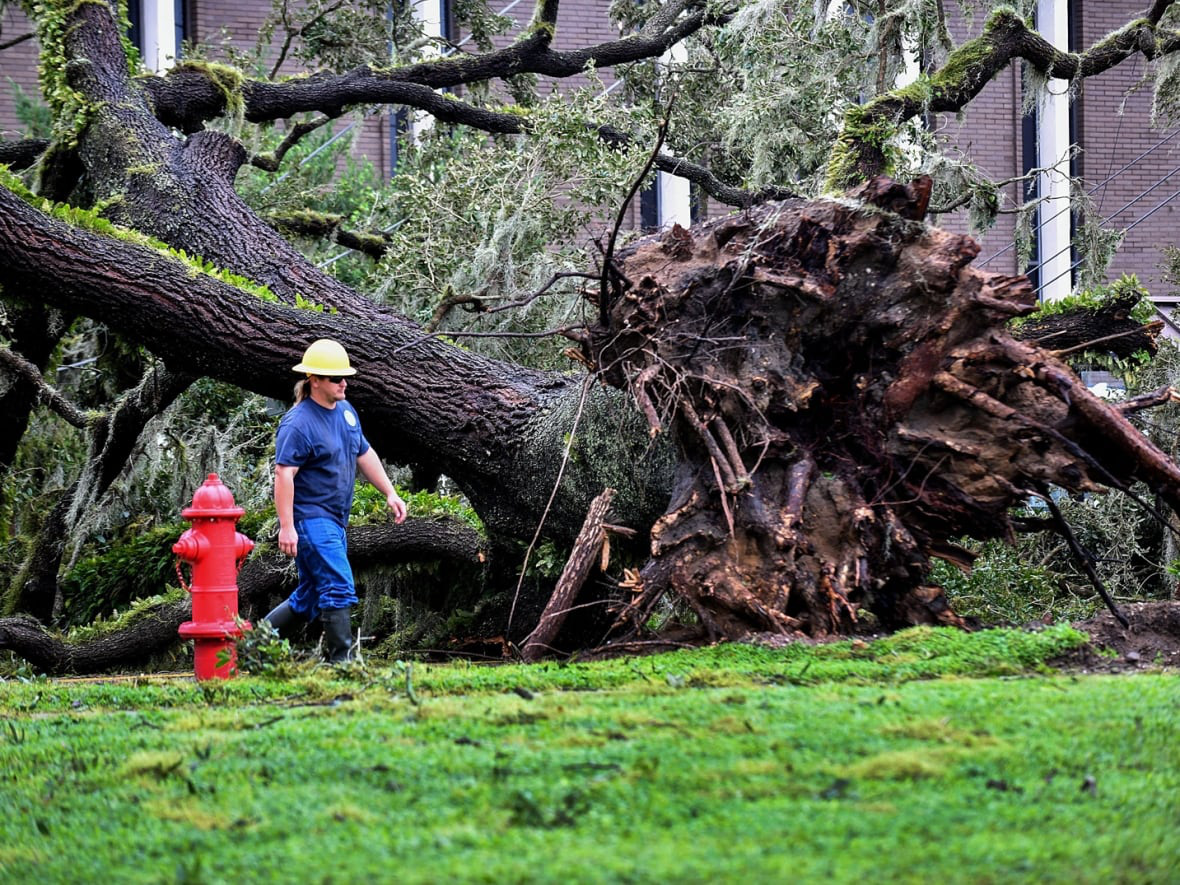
[314,375,346,384]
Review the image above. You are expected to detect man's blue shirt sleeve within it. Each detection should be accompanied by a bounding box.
[275,418,309,467]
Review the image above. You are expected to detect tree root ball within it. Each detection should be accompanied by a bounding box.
[586,177,1180,639]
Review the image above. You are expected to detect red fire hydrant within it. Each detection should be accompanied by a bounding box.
[174,473,254,680]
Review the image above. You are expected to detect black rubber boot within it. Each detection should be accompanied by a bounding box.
[321,607,354,664]
[262,600,303,640]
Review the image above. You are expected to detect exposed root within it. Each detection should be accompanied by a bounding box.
[586,175,1180,639]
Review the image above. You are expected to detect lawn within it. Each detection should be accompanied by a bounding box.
[0,625,1177,884]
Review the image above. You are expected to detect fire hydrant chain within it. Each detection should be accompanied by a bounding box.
[174,559,191,594]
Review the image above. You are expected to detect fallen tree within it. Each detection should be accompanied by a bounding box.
[2,174,1178,668]
[5,1,1180,670]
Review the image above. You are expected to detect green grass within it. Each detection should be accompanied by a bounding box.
[0,626,1177,883]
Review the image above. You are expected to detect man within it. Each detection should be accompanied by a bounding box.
[263,338,407,663]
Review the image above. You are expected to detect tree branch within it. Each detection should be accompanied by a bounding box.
[250,113,339,172]
[0,31,33,51]
[826,6,1180,189]
[1038,486,1130,628]
[521,487,615,661]
[267,209,390,259]
[141,0,713,128]
[0,603,190,674]
[121,0,768,206]
[0,345,91,429]
[0,138,50,170]
[269,0,347,80]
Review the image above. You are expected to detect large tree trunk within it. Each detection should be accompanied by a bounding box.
[0,182,672,545]
[5,162,1180,654]
[586,178,1180,638]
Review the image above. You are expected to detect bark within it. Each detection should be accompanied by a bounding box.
[1012,293,1161,359]
[0,139,49,170]
[31,3,394,323]
[0,601,190,675]
[586,177,1180,638]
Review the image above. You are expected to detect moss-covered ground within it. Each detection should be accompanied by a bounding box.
[0,625,1177,883]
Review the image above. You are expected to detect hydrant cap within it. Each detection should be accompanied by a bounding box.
[182,473,245,519]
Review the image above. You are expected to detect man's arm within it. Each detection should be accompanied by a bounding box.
[275,464,300,556]
[357,447,407,524]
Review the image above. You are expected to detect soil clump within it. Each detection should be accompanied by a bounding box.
[1057,601,1180,673]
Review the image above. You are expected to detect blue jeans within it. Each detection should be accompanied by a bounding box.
[287,518,358,622]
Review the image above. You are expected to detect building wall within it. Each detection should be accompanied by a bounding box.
[932,6,1026,279]
[0,6,42,140]
[1075,3,1180,308]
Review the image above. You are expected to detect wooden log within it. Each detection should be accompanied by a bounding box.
[521,488,615,661]
[0,517,486,674]
[1013,293,1160,359]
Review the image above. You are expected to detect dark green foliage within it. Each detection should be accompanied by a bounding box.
[361,557,492,657]
[934,538,1095,625]
[8,79,52,138]
[229,617,296,677]
[936,494,1174,627]
[350,485,483,532]
[57,524,185,626]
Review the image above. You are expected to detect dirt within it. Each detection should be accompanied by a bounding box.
[1056,601,1180,673]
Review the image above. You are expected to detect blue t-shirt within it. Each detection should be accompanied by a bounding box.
[275,398,371,526]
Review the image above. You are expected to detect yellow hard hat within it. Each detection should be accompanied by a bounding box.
[293,339,357,376]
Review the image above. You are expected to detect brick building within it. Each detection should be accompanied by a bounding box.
[933,2,1180,324]
[1,1,1177,316]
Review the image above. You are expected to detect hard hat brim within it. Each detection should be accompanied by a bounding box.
[292,363,358,375]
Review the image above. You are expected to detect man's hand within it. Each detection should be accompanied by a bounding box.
[278,525,299,557]
[388,491,407,524]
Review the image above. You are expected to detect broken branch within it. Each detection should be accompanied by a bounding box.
[521,488,616,661]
